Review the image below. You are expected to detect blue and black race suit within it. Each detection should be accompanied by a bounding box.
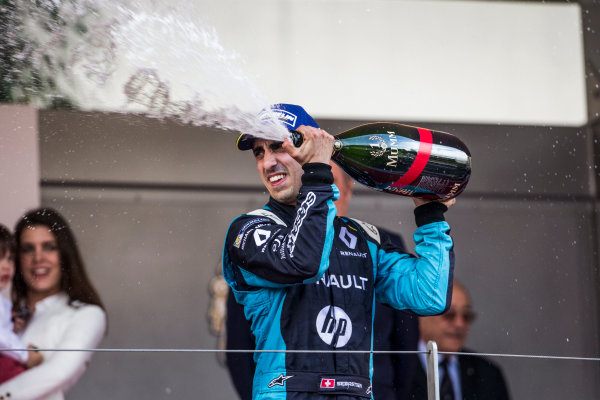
[222,163,454,400]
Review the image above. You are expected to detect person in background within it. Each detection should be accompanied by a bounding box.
[224,287,256,400]
[0,224,43,384]
[222,103,455,400]
[371,259,419,400]
[407,280,510,400]
[0,208,107,400]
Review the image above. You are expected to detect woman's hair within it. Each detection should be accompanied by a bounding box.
[0,223,15,259]
[12,208,105,311]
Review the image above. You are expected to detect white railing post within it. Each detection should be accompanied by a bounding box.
[426,340,440,400]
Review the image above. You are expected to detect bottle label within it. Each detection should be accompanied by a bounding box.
[417,176,451,194]
[368,135,387,157]
[384,186,416,197]
[389,128,433,189]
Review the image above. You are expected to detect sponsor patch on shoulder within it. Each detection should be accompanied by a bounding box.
[247,209,287,226]
[350,218,380,244]
[233,218,269,248]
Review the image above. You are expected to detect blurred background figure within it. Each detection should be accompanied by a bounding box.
[371,247,419,400]
[0,223,43,384]
[407,280,510,400]
[0,208,107,400]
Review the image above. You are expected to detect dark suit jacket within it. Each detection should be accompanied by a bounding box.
[406,350,511,400]
[225,293,255,400]
[372,303,419,400]
[371,227,420,400]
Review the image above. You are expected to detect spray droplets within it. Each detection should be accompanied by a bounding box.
[2,0,289,141]
[124,68,170,114]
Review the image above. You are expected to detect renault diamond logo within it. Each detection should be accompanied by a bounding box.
[339,227,357,249]
[253,229,271,246]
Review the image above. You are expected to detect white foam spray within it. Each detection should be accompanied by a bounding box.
[1,0,289,141]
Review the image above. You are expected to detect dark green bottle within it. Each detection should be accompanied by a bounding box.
[293,122,471,200]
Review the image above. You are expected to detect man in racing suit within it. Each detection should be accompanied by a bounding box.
[222,103,455,400]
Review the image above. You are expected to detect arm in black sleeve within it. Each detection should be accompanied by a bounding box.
[225,163,338,286]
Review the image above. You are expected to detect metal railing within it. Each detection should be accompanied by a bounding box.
[3,344,600,399]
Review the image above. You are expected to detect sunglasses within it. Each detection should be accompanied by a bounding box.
[441,310,477,324]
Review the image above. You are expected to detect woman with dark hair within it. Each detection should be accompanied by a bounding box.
[0,208,107,400]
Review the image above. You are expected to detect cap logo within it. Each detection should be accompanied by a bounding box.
[259,109,297,128]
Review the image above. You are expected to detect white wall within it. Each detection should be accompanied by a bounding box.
[206,0,587,126]
[213,0,586,125]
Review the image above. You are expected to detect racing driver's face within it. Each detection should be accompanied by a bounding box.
[253,139,303,206]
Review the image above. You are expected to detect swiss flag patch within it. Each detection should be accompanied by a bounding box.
[320,378,335,389]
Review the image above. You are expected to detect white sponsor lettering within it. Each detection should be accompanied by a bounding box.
[340,275,352,289]
[317,274,368,291]
[339,250,368,258]
[337,381,363,389]
[286,192,316,257]
[259,109,298,128]
[271,234,284,252]
[354,276,369,290]
[234,218,270,248]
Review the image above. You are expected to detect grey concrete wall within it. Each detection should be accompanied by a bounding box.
[34,109,600,400]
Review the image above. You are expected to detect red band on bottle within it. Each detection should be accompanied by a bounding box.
[390,128,433,189]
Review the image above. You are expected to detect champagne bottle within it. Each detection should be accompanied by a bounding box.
[291,122,471,200]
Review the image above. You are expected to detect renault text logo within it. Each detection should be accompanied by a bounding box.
[339,227,357,249]
[316,306,352,348]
